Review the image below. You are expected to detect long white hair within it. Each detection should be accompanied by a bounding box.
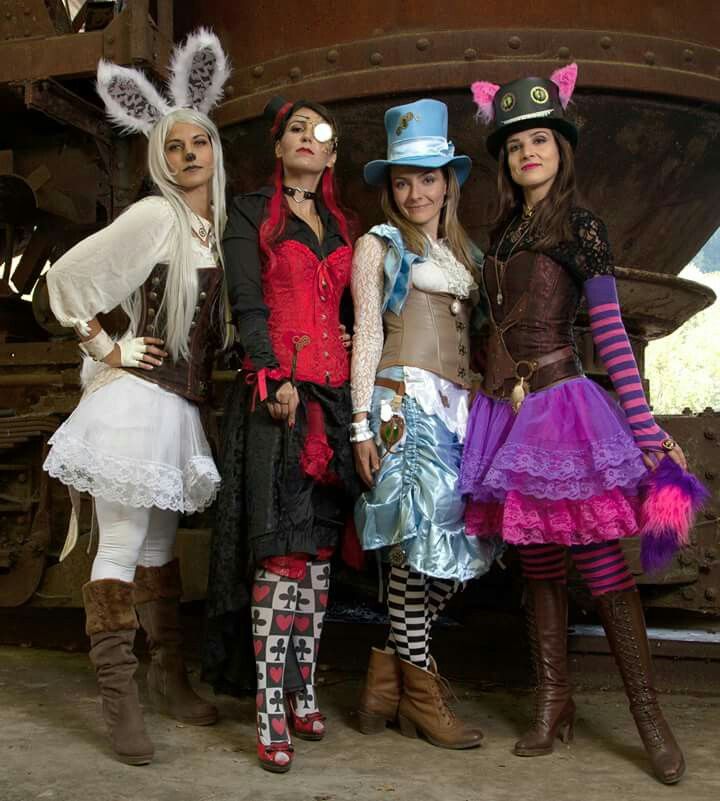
[125,107,229,361]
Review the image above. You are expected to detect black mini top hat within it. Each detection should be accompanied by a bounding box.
[471,63,579,158]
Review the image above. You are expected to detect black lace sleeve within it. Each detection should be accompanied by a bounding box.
[568,209,615,280]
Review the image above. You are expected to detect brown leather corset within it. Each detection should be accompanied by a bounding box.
[377,287,471,388]
[482,250,582,398]
[125,263,223,403]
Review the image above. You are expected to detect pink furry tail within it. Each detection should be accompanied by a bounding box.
[470,81,501,124]
[639,457,709,573]
[550,62,578,109]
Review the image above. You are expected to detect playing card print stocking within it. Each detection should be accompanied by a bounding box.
[290,560,330,719]
[252,567,299,749]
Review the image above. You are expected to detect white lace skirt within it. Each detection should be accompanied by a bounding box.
[44,374,220,513]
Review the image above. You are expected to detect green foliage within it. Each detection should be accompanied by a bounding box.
[645,263,720,414]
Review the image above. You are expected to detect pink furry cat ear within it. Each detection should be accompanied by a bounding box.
[470,81,501,124]
[549,63,578,109]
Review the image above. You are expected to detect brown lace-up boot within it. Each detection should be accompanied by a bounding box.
[514,579,575,756]
[397,658,483,749]
[134,560,218,726]
[358,647,403,734]
[596,588,685,784]
[83,579,154,765]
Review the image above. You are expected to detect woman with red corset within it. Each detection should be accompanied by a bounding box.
[204,97,356,773]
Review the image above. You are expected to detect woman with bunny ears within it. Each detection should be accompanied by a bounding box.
[462,64,701,783]
[42,30,231,765]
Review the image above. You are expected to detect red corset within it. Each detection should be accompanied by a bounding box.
[259,240,352,387]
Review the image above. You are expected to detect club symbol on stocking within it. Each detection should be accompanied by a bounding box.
[269,639,287,661]
[251,608,267,633]
[269,689,284,714]
[295,638,312,660]
[318,565,330,587]
[257,714,267,734]
[279,585,297,609]
[297,590,311,609]
[296,687,314,709]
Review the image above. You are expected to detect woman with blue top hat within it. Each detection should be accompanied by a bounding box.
[351,98,499,749]
[462,64,699,783]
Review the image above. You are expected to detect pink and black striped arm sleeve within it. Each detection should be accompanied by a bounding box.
[585,274,667,451]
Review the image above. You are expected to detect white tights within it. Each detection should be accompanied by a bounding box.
[91,498,179,583]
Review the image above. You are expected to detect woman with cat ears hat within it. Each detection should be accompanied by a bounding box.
[352,98,500,749]
[43,29,231,765]
[461,63,702,784]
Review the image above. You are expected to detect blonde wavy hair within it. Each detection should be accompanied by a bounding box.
[380,167,477,276]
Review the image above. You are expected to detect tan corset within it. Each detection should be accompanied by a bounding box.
[377,287,470,388]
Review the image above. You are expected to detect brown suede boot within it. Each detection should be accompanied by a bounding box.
[596,588,685,784]
[358,647,403,734]
[134,560,218,726]
[397,658,483,749]
[83,579,154,766]
[514,580,575,756]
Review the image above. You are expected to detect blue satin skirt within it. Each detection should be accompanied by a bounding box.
[355,368,499,581]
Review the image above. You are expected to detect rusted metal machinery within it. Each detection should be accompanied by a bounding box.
[0,1,718,614]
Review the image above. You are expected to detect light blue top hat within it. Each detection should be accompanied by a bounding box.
[363,98,472,186]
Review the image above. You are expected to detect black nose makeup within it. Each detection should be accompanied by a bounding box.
[185,151,197,162]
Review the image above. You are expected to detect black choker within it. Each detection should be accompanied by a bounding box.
[282,185,317,203]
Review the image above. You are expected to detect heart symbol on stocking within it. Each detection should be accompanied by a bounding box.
[253,584,271,603]
[256,691,264,708]
[269,666,283,684]
[275,614,293,632]
[294,615,311,633]
[271,717,286,736]
[300,665,311,681]
[319,592,329,608]
[253,639,263,657]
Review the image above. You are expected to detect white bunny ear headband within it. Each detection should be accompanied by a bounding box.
[96,28,230,136]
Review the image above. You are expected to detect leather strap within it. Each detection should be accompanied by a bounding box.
[375,377,406,396]
[524,345,575,373]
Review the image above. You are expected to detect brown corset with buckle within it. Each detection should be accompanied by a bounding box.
[482,251,583,399]
[124,263,223,403]
[377,287,471,388]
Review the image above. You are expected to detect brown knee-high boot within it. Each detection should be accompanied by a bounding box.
[83,579,154,766]
[596,588,685,784]
[514,580,575,756]
[358,647,403,734]
[134,559,218,726]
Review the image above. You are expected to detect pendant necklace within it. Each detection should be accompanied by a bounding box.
[191,211,210,240]
[492,205,535,306]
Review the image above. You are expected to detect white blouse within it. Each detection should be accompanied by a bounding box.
[47,196,214,333]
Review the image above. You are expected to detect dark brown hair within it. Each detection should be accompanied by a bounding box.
[492,131,577,250]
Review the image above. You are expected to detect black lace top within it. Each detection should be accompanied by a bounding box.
[491,207,614,283]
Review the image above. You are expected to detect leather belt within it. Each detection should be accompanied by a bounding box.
[374,377,406,396]
[515,345,575,377]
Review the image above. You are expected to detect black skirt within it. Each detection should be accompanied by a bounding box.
[202,374,357,694]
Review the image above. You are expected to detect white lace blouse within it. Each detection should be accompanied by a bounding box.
[350,232,476,440]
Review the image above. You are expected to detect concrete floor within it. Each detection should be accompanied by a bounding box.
[1,646,719,801]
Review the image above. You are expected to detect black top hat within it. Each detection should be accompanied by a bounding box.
[473,64,579,159]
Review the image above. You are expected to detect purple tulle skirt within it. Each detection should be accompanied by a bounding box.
[459,377,648,546]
